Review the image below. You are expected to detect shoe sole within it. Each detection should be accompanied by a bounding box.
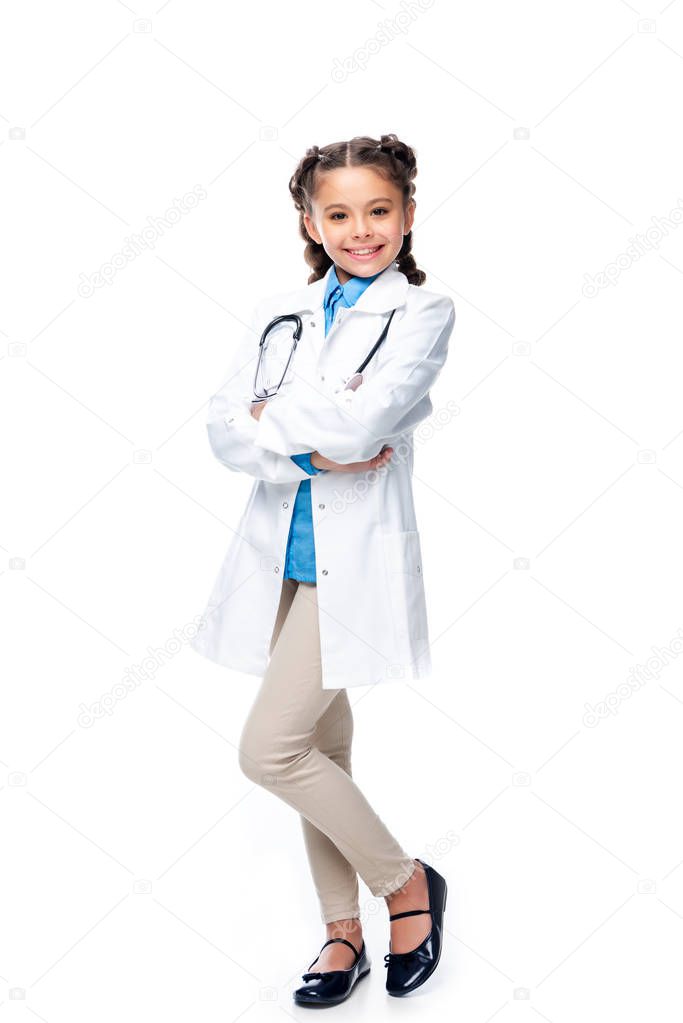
[293,965,371,1007]
[387,878,448,997]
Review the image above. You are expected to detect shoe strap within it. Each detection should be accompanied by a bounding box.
[389,908,430,921]
[323,937,359,953]
[308,936,360,968]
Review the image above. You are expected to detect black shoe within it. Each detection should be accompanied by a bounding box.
[293,936,371,1007]
[384,858,447,996]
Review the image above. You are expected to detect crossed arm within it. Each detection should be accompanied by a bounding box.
[203,293,455,481]
[252,293,455,464]
[249,400,394,475]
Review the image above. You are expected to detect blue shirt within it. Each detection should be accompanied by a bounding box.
[283,265,382,581]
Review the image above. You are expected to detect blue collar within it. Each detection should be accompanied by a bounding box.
[323,264,382,312]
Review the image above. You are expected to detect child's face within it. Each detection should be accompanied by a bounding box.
[304,166,415,285]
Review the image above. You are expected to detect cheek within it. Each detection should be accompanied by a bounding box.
[321,222,346,244]
[384,218,405,241]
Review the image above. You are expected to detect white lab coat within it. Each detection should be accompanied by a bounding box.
[190,261,455,689]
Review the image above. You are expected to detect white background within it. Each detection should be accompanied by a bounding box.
[2,0,683,1019]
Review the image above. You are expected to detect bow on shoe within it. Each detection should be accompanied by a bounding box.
[384,947,434,968]
[301,972,323,981]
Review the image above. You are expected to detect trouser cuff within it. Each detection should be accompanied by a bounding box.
[321,908,361,924]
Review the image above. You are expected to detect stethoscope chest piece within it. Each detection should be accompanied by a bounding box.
[343,372,364,392]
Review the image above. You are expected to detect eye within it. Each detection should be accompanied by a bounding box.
[329,207,389,221]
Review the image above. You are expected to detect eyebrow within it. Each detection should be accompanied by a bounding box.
[323,197,394,212]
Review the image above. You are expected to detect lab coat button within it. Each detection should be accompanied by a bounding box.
[282,502,288,508]
[310,321,316,328]
[228,417,234,423]
[321,569,328,575]
[274,566,280,573]
[318,503,325,509]
[417,565,421,572]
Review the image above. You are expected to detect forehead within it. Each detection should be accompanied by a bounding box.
[313,165,401,208]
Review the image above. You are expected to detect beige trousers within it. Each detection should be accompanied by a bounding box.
[238,577,416,923]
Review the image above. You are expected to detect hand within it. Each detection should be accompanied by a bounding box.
[311,446,394,473]
[250,399,267,420]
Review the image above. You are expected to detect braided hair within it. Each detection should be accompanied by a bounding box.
[288,133,426,286]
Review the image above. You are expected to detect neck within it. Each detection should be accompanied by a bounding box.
[334,264,385,287]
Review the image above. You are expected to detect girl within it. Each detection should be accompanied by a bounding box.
[192,134,454,1004]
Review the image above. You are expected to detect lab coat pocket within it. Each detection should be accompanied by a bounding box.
[382,529,429,643]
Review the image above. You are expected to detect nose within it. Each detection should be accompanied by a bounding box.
[350,219,374,238]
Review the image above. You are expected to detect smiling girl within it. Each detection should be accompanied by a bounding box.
[193,134,454,1004]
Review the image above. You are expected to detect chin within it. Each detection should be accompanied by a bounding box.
[337,254,392,278]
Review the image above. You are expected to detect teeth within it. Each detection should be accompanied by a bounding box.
[348,246,380,255]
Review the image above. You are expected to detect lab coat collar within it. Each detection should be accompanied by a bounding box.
[285,260,410,316]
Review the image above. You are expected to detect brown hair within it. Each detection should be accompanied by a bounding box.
[288,133,426,287]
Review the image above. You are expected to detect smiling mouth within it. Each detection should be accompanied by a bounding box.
[344,245,384,256]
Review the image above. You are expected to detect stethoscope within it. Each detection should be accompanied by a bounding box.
[252,308,397,402]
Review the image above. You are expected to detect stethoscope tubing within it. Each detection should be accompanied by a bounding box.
[253,307,397,401]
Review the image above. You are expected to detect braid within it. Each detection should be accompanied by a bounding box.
[394,233,425,287]
[376,134,425,285]
[289,133,427,286]
[288,145,332,284]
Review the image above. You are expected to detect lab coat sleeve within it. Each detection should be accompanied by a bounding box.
[204,301,312,484]
[253,294,455,464]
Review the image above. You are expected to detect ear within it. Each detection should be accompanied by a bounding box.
[404,200,416,235]
[304,212,322,245]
